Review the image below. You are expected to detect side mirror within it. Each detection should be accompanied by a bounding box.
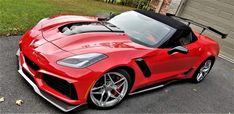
[168,46,189,55]
[96,12,117,21]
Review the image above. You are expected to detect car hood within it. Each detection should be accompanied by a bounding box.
[31,31,152,64]
[46,32,149,54]
[39,15,150,54]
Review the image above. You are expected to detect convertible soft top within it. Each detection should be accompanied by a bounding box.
[135,10,190,31]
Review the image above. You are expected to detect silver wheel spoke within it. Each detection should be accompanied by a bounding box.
[99,92,105,106]
[107,73,115,84]
[205,62,211,68]
[92,91,103,94]
[203,68,209,72]
[104,92,111,103]
[200,67,205,72]
[92,86,103,91]
[197,72,203,81]
[114,78,125,85]
[117,79,126,89]
[114,88,120,95]
[110,93,118,99]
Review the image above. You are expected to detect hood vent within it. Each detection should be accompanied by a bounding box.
[59,22,123,35]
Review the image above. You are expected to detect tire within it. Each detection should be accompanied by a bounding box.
[88,69,131,109]
[191,59,214,83]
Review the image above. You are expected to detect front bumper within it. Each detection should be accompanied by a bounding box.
[16,49,87,112]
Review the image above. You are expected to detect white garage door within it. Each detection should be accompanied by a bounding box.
[178,0,234,61]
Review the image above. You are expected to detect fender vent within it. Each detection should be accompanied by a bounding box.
[135,58,151,77]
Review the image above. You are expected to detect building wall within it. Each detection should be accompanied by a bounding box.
[178,0,234,61]
[149,0,172,14]
[160,0,172,14]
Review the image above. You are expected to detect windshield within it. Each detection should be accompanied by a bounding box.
[108,11,175,47]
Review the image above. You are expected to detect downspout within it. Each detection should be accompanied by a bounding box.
[175,0,188,16]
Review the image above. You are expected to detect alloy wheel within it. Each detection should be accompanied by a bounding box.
[196,60,212,82]
[90,72,128,108]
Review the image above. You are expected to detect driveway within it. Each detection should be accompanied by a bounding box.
[0,36,233,113]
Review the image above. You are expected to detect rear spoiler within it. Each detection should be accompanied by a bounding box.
[166,13,227,39]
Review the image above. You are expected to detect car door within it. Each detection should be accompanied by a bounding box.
[144,31,200,83]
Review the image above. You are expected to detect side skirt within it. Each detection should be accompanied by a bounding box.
[129,80,178,95]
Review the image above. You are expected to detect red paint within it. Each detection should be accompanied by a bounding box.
[19,15,219,105]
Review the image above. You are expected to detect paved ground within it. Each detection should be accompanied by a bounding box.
[0,36,233,113]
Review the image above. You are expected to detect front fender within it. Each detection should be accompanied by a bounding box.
[87,54,148,93]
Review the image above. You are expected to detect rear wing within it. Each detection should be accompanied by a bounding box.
[166,13,227,39]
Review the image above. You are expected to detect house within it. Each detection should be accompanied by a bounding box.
[150,0,233,62]
[176,0,234,62]
[148,0,172,14]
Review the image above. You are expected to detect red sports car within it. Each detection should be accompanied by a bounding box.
[16,10,227,112]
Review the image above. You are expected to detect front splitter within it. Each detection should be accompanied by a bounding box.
[17,49,85,112]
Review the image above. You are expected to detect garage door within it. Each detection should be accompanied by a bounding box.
[178,0,234,61]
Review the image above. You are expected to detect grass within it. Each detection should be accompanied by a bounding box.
[0,0,133,36]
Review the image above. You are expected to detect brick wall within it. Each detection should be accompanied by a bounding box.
[149,0,172,14]
[160,0,172,14]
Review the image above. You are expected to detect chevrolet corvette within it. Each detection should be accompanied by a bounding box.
[16,10,227,112]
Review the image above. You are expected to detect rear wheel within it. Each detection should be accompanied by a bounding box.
[192,59,214,83]
[88,69,131,109]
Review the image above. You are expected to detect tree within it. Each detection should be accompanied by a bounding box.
[107,0,116,4]
[103,0,151,10]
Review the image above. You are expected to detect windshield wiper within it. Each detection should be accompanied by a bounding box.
[100,22,124,33]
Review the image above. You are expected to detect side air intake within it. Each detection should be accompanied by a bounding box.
[135,58,151,77]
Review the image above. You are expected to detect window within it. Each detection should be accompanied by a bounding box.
[179,31,193,45]
[162,30,197,48]
[108,11,175,47]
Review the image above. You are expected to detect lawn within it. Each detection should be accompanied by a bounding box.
[0,0,133,36]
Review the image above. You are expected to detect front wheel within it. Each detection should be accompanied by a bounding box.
[88,69,131,109]
[192,59,214,83]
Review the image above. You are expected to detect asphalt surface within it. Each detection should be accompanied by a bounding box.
[0,36,233,113]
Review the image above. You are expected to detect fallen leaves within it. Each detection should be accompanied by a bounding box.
[6,33,10,36]
[0,96,4,103]
[193,88,197,92]
[16,99,24,106]
[0,96,24,106]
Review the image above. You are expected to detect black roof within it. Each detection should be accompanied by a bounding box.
[135,10,191,31]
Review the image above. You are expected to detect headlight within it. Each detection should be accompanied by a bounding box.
[57,53,107,68]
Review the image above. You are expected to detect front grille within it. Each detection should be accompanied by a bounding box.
[24,56,40,71]
[22,68,36,84]
[42,74,78,100]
